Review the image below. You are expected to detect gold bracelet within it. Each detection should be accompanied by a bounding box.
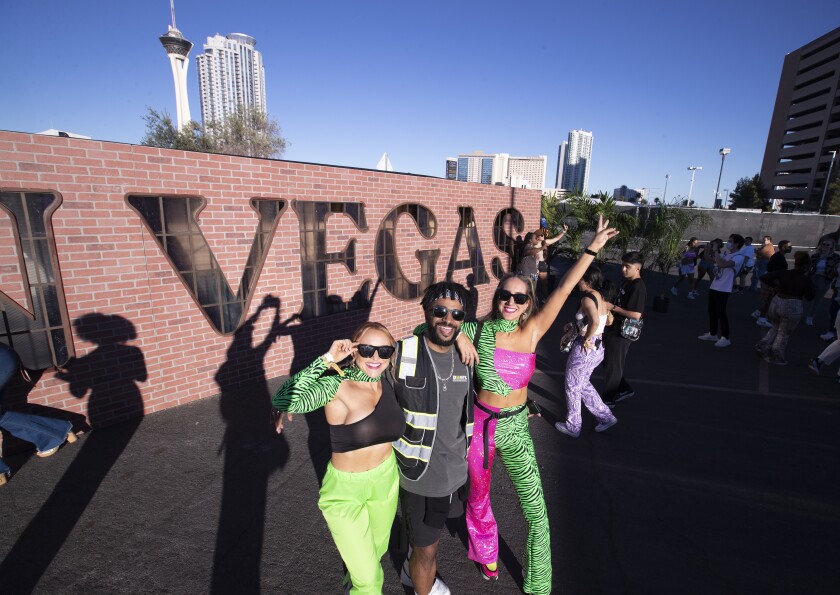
[322,355,345,376]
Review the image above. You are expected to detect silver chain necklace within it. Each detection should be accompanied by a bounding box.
[432,348,455,392]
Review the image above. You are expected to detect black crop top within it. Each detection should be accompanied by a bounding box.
[330,380,405,453]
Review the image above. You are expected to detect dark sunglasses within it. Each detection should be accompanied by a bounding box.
[356,344,396,359]
[496,289,529,305]
[430,305,466,321]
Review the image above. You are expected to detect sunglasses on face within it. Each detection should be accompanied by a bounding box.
[496,289,529,305]
[430,305,466,321]
[356,344,396,359]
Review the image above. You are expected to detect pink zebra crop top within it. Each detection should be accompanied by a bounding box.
[493,348,536,390]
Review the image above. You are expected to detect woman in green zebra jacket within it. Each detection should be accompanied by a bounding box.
[272,322,406,595]
[450,215,618,594]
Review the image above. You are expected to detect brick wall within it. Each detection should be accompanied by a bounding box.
[0,131,540,427]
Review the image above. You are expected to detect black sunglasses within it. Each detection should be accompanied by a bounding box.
[356,344,396,359]
[431,305,466,321]
[496,289,529,305]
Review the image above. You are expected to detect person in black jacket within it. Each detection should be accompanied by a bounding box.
[603,251,647,406]
[392,281,474,595]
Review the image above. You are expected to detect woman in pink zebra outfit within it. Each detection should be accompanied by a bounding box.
[555,265,618,437]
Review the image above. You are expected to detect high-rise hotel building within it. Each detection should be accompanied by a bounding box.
[454,152,547,189]
[556,129,593,194]
[196,33,267,126]
[760,26,840,207]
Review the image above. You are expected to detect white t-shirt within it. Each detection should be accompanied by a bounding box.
[710,252,746,293]
[743,246,756,268]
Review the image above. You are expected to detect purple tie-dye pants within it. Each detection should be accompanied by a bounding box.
[564,338,614,432]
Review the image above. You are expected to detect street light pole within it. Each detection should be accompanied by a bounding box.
[663,174,670,203]
[687,166,702,203]
[819,150,838,212]
[715,147,731,208]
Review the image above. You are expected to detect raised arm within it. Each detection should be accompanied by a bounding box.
[526,215,619,339]
[543,225,568,247]
[272,339,355,413]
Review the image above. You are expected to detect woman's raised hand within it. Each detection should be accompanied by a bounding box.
[327,339,357,363]
[588,214,619,253]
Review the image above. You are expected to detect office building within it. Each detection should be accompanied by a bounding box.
[759,26,840,208]
[613,185,646,203]
[445,158,458,180]
[555,142,567,188]
[196,33,267,127]
[159,6,193,130]
[556,129,594,193]
[454,152,547,189]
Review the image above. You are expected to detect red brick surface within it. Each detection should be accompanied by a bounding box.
[0,131,540,426]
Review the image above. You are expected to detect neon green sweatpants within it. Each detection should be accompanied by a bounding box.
[318,452,399,595]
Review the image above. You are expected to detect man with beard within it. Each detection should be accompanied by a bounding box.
[390,281,474,595]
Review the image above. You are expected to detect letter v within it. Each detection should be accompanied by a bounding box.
[127,195,286,334]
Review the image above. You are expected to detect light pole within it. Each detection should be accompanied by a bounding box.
[714,147,731,208]
[819,150,838,212]
[687,166,702,203]
[663,174,671,203]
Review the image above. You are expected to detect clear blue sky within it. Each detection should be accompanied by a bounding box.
[2,1,837,208]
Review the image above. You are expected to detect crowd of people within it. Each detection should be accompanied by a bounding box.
[669,230,840,374]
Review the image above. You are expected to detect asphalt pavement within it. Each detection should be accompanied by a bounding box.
[1,272,838,595]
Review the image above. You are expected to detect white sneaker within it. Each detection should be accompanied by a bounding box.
[427,578,451,595]
[698,332,719,341]
[687,292,696,300]
[670,287,678,296]
[751,309,761,319]
[820,331,836,341]
[401,562,450,595]
[756,317,772,328]
[806,316,814,326]
[714,337,731,347]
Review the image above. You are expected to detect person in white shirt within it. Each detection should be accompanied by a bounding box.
[734,237,755,294]
[698,234,747,347]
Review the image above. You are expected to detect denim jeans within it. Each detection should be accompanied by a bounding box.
[1,344,72,470]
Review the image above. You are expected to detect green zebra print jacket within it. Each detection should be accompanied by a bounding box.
[272,356,342,413]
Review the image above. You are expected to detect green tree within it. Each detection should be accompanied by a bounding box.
[639,201,712,297]
[141,106,287,159]
[824,175,840,215]
[141,108,216,153]
[209,106,287,159]
[542,190,637,262]
[728,174,767,210]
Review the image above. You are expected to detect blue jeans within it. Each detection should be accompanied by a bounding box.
[752,259,768,291]
[0,344,72,472]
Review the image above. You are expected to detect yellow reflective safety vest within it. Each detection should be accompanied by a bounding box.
[389,335,475,481]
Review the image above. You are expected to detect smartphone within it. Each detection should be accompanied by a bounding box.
[526,399,541,416]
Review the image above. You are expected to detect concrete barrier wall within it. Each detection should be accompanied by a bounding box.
[0,131,539,426]
[678,207,840,248]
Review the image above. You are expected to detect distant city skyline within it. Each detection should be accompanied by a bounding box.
[1,1,838,208]
[455,152,547,189]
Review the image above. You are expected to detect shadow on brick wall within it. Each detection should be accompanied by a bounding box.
[0,312,147,592]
